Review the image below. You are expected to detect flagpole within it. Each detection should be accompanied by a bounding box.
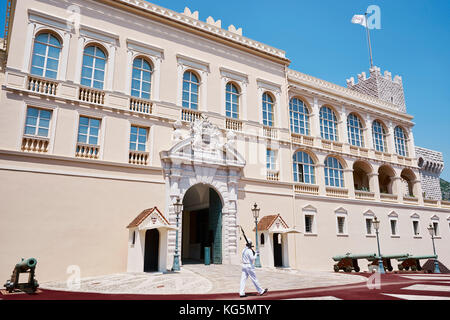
[364,12,374,68]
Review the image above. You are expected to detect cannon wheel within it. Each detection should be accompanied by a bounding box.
[344,267,352,273]
[411,265,417,271]
[354,266,360,272]
[405,266,410,271]
[398,265,404,271]
[387,266,393,272]
[333,264,340,272]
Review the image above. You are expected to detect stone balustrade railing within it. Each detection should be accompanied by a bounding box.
[294,183,319,195]
[226,118,243,131]
[21,135,49,153]
[129,150,149,165]
[263,126,277,139]
[355,190,375,200]
[266,169,280,181]
[380,193,398,202]
[326,186,349,198]
[79,87,105,105]
[27,76,58,96]
[291,133,314,146]
[181,108,202,123]
[76,143,100,159]
[130,97,152,114]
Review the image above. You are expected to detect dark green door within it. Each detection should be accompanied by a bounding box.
[144,229,159,272]
[209,188,222,264]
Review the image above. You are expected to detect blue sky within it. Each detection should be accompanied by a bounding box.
[1,0,449,180]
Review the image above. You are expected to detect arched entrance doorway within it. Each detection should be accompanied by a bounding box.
[182,184,223,264]
[144,229,159,272]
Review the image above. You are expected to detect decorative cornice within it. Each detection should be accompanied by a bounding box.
[287,69,414,122]
[107,0,288,62]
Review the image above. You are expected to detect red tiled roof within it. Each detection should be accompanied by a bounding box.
[127,207,170,228]
[253,214,289,231]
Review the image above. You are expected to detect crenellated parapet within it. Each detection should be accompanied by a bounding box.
[182,7,242,36]
[346,66,406,113]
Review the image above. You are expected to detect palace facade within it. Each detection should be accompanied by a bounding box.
[0,0,449,282]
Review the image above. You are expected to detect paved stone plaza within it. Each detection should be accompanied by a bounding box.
[40,264,367,295]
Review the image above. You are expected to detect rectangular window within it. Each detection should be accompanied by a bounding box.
[24,107,52,137]
[305,215,314,233]
[266,149,276,170]
[366,218,373,235]
[337,217,345,234]
[77,116,100,145]
[390,220,397,236]
[433,222,439,237]
[413,220,419,236]
[130,126,148,152]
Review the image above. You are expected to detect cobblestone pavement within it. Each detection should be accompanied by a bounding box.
[40,264,367,295]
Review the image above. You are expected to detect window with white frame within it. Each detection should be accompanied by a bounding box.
[324,157,344,188]
[305,215,314,234]
[432,221,439,237]
[266,148,276,171]
[412,220,420,236]
[320,106,338,141]
[289,98,310,135]
[30,33,62,79]
[372,120,387,152]
[81,45,107,89]
[347,113,364,147]
[293,151,315,184]
[24,107,52,138]
[225,82,240,119]
[131,57,152,100]
[129,126,148,152]
[77,116,100,145]
[394,126,408,157]
[337,216,346,235]
[262,92,275,127]
[390,219,398,236]
[366,218,373,235]
[182,71,199,110]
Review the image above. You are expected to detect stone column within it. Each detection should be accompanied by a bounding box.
[22,22,36,73]
[344,168,355,198]
[368,172,380,201]
[311,97,322,147]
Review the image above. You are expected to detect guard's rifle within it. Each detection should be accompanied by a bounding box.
[240,226,255,255]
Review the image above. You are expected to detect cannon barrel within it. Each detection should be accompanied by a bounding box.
[332,253,377,261]
[368,254,410,260]
[15,258,37,272]
[398,255,437,261]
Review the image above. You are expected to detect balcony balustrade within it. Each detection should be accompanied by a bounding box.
[181,108,202,123]
[79,87,105,105]
[294,183,319,195]
[129,150,149,165]
[130,97,152,114]
[326,186,349,198]
[76,143,100,159]
[27,76,58,96]
[266,169,280,181]
[225,118,243,131]
[21,135,49,153]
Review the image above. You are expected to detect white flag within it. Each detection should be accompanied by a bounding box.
[351,14,367,27]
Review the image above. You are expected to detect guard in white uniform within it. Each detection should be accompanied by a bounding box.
[239,241,268,297]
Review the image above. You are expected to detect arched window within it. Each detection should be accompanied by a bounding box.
[81,45,107,89]
[226,82,239,119]
[320,106,338,141]
[182,71,199,110]
[289,98,310,135]
[372,120,387,152]
[293,151,315,184]
[30,33,62,79]
[262,92,274,127]
[394,126,408,156]
[324,157,344,188]
[347,113,364,147]
[131,58,152,100]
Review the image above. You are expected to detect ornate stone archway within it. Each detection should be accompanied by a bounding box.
[160,118,246,268]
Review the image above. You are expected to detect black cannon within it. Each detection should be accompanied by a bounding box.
[4,258,39,293]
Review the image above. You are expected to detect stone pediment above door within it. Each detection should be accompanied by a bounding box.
[160,118,246,168]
